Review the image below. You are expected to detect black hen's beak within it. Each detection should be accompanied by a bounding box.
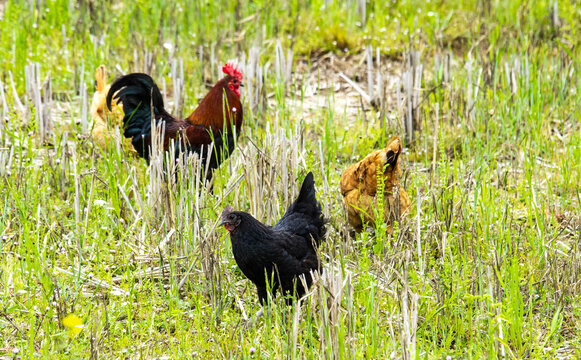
[218,218,226,226]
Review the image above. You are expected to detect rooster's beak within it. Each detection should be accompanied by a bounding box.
[239,82,244,87]
[218,219,226,226]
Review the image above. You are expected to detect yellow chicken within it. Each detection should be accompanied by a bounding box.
[90,65,127,150]
[340,136,411,232]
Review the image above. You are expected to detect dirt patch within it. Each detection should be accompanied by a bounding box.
[289,52,404,124]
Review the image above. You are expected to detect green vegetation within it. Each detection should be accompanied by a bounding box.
[1,0,580,358]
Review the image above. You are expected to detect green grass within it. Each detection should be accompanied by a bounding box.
[1,0,580,358]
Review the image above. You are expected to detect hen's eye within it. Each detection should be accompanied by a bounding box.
[233,79,238,84]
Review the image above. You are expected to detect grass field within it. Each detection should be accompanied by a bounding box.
[1,0,580,358]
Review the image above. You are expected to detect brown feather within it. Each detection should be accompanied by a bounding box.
[185,76,243,134]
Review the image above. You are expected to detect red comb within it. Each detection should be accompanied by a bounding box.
[222,62,243,80]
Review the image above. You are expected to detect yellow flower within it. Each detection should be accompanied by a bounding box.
[62,314,84,338]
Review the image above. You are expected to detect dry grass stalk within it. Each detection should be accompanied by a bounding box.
[310,263,349,360]
[431,102,439,186]
[0,79,8,127]
[434,51,451,85]
[275,40,293,90]
[399,254,419,360]
[487,265,506,357]
[357,0,366,26]
[401,51,422,143]
[25,63,52,144]
[133,49,155,74]
[366,45,374,100]
[415,187,423,275]
[339,72,371,103]
[71,144,81,234]
[147,115,169,224]
[0,146,14,176]
[80,79,88,134]
[171,57,185,118]
[8,71,26,118]
[466,56,482,122]
[241,45,265,115]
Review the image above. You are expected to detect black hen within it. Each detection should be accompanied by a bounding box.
[220,172,326,304]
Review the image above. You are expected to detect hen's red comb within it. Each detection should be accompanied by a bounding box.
[222,62,243,80]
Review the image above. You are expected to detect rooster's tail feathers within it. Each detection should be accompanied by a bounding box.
[106,73,164,113]
[106,73,167,160]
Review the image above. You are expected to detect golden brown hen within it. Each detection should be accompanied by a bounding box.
[90,65,126,150]
[340,136,411,232]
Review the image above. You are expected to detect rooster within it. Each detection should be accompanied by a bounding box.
[90,65,127,150]
[340,136,411,232]
[106,63,244,179]
[220,172,326,304]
